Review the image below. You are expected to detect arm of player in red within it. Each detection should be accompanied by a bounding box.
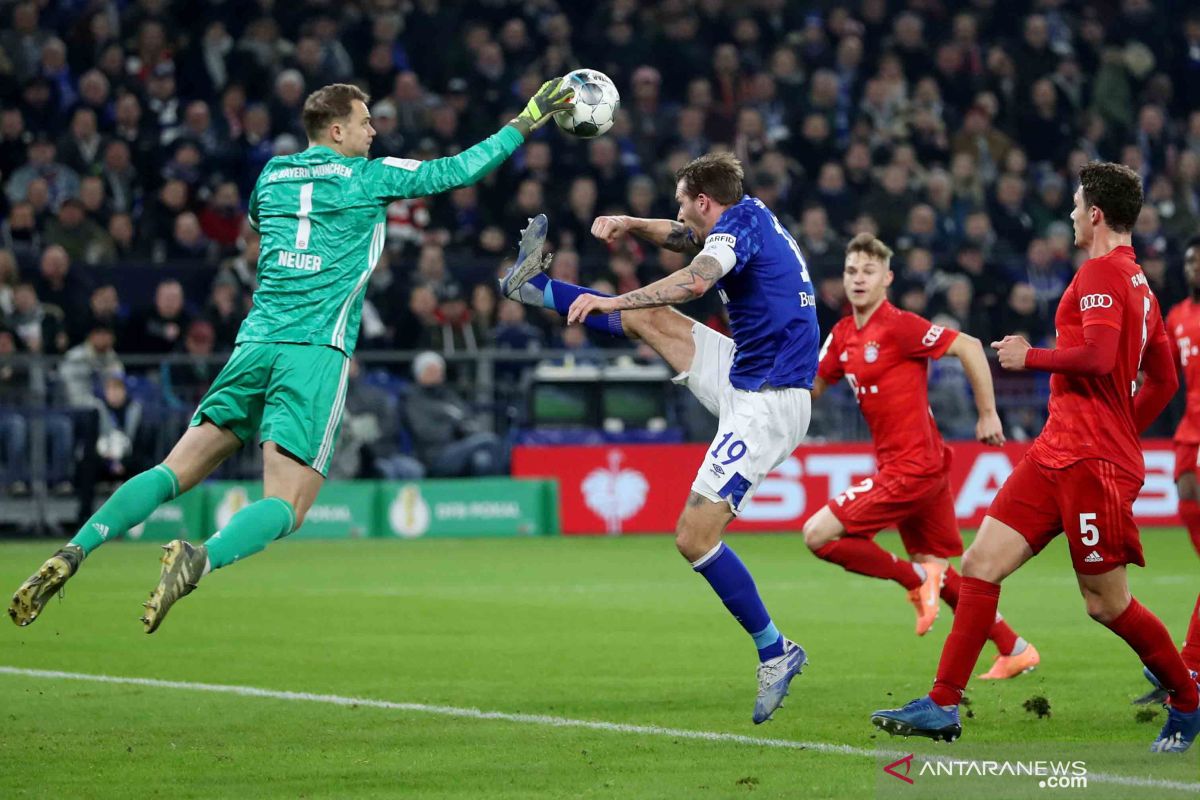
[1133,327,1179,432]
[1023,324,1119,376]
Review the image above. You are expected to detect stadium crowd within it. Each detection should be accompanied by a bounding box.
[1,0,1199,485]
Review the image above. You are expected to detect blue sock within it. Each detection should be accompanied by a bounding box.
[693,542,785,661]
[527,273,626,337]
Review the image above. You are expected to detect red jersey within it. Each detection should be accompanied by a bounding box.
[1166,298,1200,444]
[1027,245,1167,479]
[818,301,958,476]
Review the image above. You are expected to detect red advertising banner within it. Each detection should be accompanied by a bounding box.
[511,441,1181,535]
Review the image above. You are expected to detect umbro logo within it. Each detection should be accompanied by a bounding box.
[92,523,110,540]
[1084,550,1103,563]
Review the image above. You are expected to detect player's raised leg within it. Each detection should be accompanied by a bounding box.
[141,442,319,633]
[802,504,941,635]
[871,515,1033,740]
[8,422,240,627]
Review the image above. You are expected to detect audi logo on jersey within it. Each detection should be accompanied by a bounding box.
[1079,293,1114,311]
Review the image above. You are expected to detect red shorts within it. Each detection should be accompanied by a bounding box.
[987,456,1145,575]
[1174,441,1199,482]
[828,470,963,558]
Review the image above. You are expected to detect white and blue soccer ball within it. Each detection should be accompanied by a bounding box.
[555,68,620,139]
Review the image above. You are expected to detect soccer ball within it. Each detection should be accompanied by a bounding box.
[554,69,620,139]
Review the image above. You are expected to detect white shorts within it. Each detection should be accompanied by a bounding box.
[673,323,811,514]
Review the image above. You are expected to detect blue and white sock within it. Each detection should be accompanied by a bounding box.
[692,541,785,661]
[526,273,626,337]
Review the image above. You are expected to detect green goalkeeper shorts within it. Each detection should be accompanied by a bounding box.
[190,342,350,476]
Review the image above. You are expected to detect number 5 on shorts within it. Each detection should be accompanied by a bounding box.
[1079,512,1100,546]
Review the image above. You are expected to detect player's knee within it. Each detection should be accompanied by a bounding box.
[959,547,993,580]
[674,517,717,562]
[1081,591,1126,625]
[802,513,837,552]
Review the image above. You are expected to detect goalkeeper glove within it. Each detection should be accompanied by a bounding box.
[510,78,574,137]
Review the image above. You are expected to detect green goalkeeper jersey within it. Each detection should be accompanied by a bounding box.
[237,125,524,355]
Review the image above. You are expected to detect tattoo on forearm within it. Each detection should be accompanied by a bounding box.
[663,221,700,254]
[614,255,722,310]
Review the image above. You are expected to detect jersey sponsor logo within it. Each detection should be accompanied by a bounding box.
[1079,293,1113,311]
[706,232,737,249]
[277,250,323,271]
[799,292,815,307]
[922,325,945,347]
[383,156,420,171]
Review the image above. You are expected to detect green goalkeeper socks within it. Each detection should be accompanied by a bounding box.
[204,497,296,570]
[69,464,180,555]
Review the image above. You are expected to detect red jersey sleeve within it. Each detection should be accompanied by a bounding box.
[892,311,959,359]
[1074,260,1127,331]
[817,327,844,384]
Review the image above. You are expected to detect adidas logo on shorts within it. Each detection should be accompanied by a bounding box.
[1084,550,1104,563]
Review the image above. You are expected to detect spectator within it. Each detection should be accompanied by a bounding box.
[57,108,106,177]
[998,282,1047,344]
[44,198,114,264]
[70,283,125,348]
[0,250,17,316]
[34,245,87,320]
[130,279,192,355]
[7,281,67,355]
[203,273,245,352]
[5,135,80,209]
[161,320,218,409]
[167,211,216,262]
[329,359,424,481]
[404,351,505,477]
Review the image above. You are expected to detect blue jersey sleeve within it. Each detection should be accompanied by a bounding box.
[707,203,762,275]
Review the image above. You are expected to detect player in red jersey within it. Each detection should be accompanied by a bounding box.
[1135,236,1200,704]
[872,162,1200,753]
[803,234,1038,679]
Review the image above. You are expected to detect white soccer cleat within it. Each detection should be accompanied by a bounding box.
[499,214,552,305]
[753,638,807,724]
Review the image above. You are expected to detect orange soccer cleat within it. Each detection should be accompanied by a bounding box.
[907,561,945,636]
[978,642,1041,680]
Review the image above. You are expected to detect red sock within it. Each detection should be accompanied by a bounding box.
[930,577,1000,706]
[1105,598,1199,712]
[814,538,921,590]
[1179,499,1200,558]
[942,566,1020,655]
[1182,593,1200,674]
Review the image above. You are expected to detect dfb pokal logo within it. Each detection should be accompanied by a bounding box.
[581,451,649,534]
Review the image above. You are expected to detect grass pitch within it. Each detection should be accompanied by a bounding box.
[1,531,1197,798]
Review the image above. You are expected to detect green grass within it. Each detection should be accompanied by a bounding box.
[1,531,1197,799]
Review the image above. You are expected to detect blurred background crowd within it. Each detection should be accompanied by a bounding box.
[1,0,1199,503]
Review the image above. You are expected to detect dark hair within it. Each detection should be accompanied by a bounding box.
[675,151,744,205]
[846,232,895,263]
[302,83,370,141]
[1078,161,1142,233]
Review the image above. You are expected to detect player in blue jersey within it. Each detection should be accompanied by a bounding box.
[501,152,819,723]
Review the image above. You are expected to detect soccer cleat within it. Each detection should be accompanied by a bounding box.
[978,642,1041,680]
[1150,686,1200,753]
[140,540,207,634]
[872,695,962,742]
[907,561,945,636]
[1133,666,1169,706]
[753,638,807,724]
[8,544,84,626]
[499,214,552,305]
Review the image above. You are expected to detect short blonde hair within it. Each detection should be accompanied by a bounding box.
[846,232,894,264]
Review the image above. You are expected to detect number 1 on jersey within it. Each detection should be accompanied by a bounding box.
[295,182,314,250]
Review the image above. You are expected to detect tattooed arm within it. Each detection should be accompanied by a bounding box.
[565,254,724,324]
[591,216,702,255]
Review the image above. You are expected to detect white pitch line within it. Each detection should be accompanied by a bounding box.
[1,665,1196,793]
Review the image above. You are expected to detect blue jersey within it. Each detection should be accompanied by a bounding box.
[698,195,819,391]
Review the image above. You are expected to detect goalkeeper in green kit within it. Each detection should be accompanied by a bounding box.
[9,79,573,633]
